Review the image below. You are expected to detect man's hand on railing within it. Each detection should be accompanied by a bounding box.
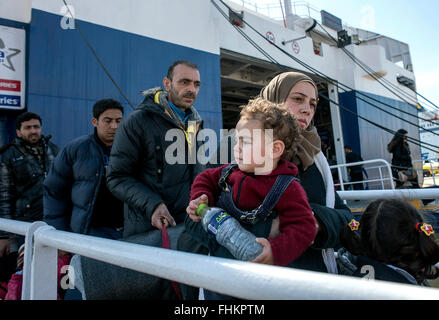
[0,238,10,257]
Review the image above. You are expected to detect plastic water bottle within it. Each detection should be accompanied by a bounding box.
[196,203,263,261]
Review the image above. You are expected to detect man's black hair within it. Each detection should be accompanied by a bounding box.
[166,60,199,81]
[93,99,124,119]
[16,112,42,130]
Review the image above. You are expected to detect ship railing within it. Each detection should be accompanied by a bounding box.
[227,0,355,29]
[413,158,439,186]
[2,216,439,300]
[228,0,285,20]
[337,188,439,202]
[330,159,395,191]
[0,219,46,300]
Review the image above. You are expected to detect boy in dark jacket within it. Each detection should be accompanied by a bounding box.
[186,98,317,267]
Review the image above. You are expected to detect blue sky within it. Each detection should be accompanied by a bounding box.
[237,0,439,112]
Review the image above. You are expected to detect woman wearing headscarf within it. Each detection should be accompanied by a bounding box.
[387,129,418,188]
[260,71,353,274]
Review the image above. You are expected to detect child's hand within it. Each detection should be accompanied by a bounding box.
[250,238,274,265]
[186,194,209,223]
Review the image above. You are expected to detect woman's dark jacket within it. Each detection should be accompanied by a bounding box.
[290,163,353,272]
[106,88,205,237]
[389,142,412,170]
[0,136,58,238]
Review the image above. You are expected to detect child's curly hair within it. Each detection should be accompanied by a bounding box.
[239,97,300,161]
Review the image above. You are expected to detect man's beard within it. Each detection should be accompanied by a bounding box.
[168,87,195,109]
[22,134,42,146]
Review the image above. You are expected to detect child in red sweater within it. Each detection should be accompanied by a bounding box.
[186,98,317,267]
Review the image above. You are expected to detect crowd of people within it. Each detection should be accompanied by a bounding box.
[0,60,438,300]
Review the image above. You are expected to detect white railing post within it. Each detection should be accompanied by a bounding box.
[378,167,384,189]
[30,225,58,300]
[338,167,344,191]
[384,162,395,190]
[21,221,47,300]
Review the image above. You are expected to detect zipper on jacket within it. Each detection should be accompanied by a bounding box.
[84,137,105,234]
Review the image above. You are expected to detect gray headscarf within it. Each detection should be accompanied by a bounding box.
[260,72,321,170]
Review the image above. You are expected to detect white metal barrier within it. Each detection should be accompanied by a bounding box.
[338,188,439,201]
[330,159,395,191]
[2,217,439,300]
[413,158,439,186]
[30,225,439,300]
[0,219,47,300]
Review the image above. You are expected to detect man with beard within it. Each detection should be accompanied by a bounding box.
[0,112,58,268]
[105,60,207,299]
[107,60,205,235]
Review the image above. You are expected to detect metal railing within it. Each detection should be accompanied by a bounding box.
[413,158,439,186]
[330,159,395,191]
[228,0,286,20]
[0,219,47,300]
[2,217,439,300]
[338,188,439,201]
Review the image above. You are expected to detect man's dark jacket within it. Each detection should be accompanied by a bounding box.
[0,136,59,238]
[106,88,205,237]
[43,133,111,234]
[346,151,363,174]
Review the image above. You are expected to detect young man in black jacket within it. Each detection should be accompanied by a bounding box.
[44,99,125,239]
[0,112,58,279]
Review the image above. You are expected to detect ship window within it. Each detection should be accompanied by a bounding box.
[313,40,323,56]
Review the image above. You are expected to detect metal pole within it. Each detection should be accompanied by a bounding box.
[0,218,31,235]
[328,83,348,181]
[379,167,384,190]
[31,226,58,300]
[338,188,439,201]
[32,228,439,300]
[22,221,47,300]
[338,167,345,191]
